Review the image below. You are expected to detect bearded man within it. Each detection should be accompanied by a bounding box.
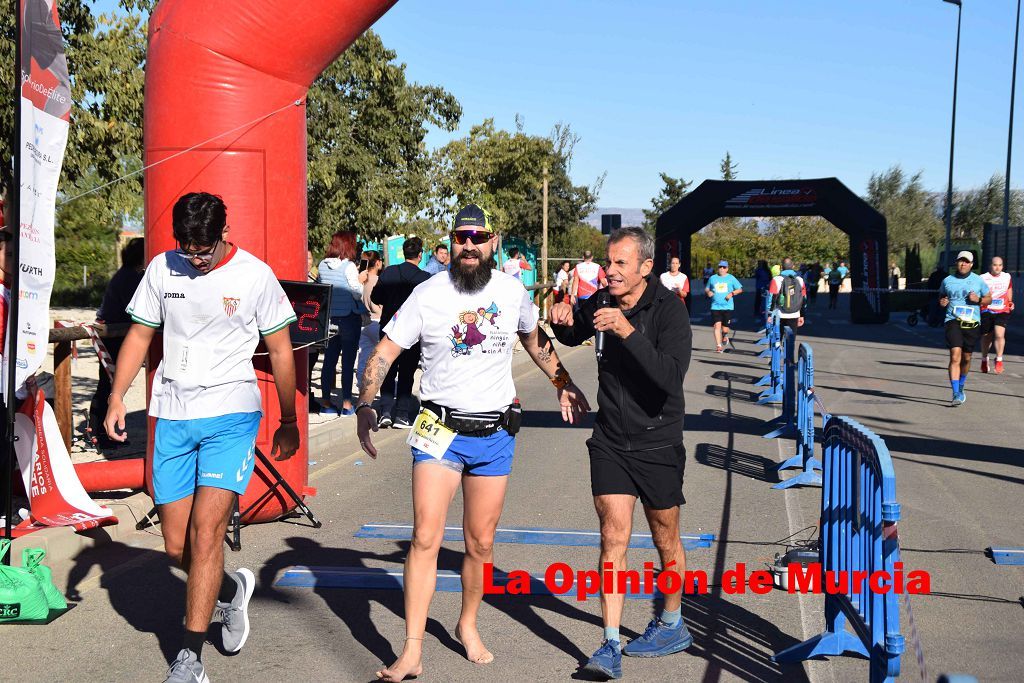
[355,204,590,682]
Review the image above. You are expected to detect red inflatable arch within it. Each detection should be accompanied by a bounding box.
[137,0,397,521]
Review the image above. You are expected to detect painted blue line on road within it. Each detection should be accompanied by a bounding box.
[355,523,715,550]
[275,566,679,599]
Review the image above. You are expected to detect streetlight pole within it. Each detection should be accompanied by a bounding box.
[943,0,962,273]
[1004,0,1022,230]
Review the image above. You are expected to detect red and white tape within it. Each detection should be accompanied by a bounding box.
[55,320,115,383]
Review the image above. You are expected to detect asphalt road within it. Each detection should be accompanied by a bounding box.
[3,292,1022,682]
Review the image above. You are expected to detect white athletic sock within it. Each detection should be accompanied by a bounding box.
[983,355,989,362]
[997,356,1003,361]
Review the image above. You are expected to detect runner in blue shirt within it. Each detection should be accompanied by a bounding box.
[705,260,743,352]
[939,251,991,406]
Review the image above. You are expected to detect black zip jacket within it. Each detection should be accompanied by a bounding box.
[552,275,691,450]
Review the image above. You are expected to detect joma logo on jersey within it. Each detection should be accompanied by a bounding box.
[164,292,185,299]
[223,297,240,317]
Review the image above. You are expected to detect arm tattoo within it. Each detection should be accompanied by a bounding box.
[359,348,393,401]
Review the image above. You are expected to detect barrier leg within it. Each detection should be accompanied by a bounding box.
[774,600,869,663]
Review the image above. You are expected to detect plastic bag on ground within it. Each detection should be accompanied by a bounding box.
[0,540,49,622]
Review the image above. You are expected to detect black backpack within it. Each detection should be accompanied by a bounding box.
[778,275,803,314]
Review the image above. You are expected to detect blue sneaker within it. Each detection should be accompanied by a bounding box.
[623,618,693,657]
[950,393,964,407]
[320,404,340,415]
[582,640,622,679]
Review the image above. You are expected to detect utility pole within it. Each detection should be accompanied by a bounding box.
[542,165,549,286]
[1005,0,1022,230]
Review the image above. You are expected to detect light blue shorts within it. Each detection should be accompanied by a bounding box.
[153,412,262,504]
[411,430,516,476]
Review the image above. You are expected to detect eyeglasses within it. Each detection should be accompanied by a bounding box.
[452,230,493,246]
[176,242,219,263]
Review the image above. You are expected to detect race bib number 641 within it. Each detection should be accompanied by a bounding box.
[407,409,457,459]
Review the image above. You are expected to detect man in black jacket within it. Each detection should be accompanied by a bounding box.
[550,226,692,679]
[371,236,430,427]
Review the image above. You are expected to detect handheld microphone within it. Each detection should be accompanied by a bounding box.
[594,289,612,361]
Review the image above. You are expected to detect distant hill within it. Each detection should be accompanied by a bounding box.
[584,208,645,230]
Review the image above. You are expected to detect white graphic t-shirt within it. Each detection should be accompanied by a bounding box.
[127,246,297,420]
[981,272,1012,313]
[502,258,523,280]
[383,270,538,412]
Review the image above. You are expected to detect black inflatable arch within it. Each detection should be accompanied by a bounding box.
[655,178,889,323]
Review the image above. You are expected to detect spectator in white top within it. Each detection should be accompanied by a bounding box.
[553,260,572,304]
[103,192,298,682]
[501,246,532,281]
[317,231,368,415]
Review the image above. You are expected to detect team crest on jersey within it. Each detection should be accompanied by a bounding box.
[223,297,240,317]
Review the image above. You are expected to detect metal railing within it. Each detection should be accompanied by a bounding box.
[773,416,904,682]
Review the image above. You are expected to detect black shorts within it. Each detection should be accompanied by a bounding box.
[588,436,686,510]
[945,319,981,351]
[711,310,733,327]
[980,312,1011,334]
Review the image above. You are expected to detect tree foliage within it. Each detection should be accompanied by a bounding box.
[642,172,691,233]
[950,173,1024,241]
[433,118,601,244]
[866,166,942,263]
[720,151,738,181]
[306,29,461,249]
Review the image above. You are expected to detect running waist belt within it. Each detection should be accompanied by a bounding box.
[421,400,522,437]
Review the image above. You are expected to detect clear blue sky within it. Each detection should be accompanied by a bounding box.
[371,0,1024,208]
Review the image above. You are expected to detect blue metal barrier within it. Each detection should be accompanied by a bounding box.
[764,326,797,435]
[771,342,823,488]
[756,314,783,401]
[773,416,905,683]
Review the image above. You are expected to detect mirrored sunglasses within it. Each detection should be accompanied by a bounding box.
[452,230,492,245]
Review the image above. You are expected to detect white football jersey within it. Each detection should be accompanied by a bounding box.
[127,246,297,420]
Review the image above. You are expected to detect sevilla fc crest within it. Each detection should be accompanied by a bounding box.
[223,297,240,317]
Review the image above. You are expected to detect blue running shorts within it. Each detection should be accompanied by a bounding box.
[411,430,515,476]
[153,412,262,504]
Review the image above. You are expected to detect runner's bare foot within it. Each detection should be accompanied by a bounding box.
[455,623,494,665]
[375,641,423,682]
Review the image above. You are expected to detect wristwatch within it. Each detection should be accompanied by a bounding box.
[355,402,376,415]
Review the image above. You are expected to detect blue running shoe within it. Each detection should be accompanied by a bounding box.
[582,640,622,679]
[951,393,964,407]
[623,618,693,657]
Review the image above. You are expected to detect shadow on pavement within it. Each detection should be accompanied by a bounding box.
[710,371,761,385]
[705,385,763,403]
[521,410,596,430]
[65,539,185,663]
[688,409,771,438]
[694,443,782,484]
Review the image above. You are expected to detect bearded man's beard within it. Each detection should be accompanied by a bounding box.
[450,250,496,293]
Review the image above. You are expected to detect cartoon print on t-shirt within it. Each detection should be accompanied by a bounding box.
[477,302,500,326]
[448,302,502,357]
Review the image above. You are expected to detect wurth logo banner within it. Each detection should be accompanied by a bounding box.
[12,390,117,536]
[5,0,71,396]
[725,187,818,210]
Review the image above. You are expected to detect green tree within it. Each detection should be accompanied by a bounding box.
[306,29,461,249]
[433,118,601,243]
[950,173,1024,240]
[549,223,607,261]
[642,172,691,233]
[866,166,943,263]
[720,151,738,181]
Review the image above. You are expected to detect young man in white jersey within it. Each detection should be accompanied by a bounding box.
[659,257,690,308]
[104,193,299,683]
[355,204,590,682]
[981,256,1014,374]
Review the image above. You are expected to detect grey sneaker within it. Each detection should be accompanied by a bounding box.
[164,649,209,683]
[217,568,255,653]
